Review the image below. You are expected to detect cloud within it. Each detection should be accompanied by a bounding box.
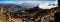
[38,2,57,9]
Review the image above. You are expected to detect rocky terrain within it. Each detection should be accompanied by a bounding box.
[0,3,59,22]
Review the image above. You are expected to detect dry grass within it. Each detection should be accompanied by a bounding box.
[0,7,22,22]
[8,18,22,22]
[0,12,22,22]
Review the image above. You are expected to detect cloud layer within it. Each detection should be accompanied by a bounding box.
[0,0,56,1]
[38,1,58,9]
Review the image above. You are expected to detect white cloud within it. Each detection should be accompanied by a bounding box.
[38,2,58,9]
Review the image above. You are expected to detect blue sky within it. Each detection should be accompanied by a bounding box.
[0,0,56,2]
[0,0,56,1]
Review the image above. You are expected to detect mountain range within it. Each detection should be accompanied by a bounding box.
[0,3,39,12]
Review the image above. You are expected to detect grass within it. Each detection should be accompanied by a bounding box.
[0,7,22,22]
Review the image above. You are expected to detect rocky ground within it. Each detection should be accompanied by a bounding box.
[0,8,22,22]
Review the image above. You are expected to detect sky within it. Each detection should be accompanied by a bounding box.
[0,0,57,3]
[0,0,56,2]
[0,0,56,1]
